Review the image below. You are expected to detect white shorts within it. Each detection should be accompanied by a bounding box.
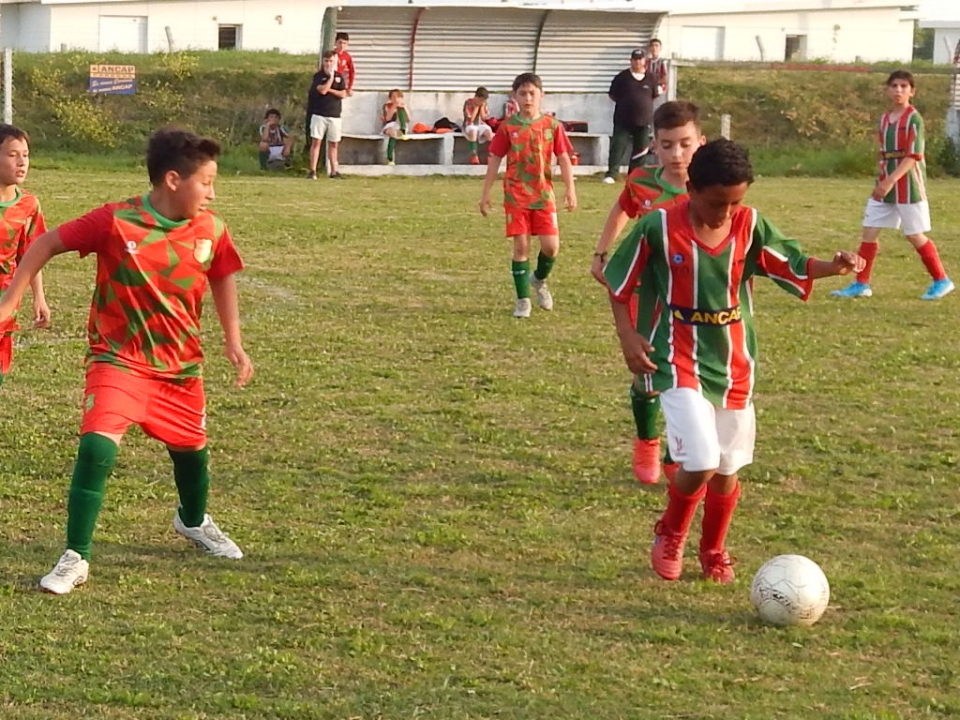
[659,387,756,475]
[862,198,930,236]
[464,123,493,142]
[267,146,284,161]
[310,115,342,143]
[382,121,402,134]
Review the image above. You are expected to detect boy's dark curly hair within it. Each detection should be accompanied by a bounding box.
[688,138,754,190]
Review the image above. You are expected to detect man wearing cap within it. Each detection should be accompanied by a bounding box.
[604,48,661,184]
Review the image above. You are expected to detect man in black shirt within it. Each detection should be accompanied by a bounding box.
[604,48,660,184]
[306,50,348,179]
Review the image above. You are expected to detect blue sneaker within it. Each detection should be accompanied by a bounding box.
[921,278,955,300]
[831,281,873,298]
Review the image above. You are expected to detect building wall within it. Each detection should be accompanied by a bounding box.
[932,29,960,65]
[0,3,53,52]
[660,7,914,62]
[39,0,329,54]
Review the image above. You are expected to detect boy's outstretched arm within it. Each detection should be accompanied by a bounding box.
[557,154,577,212]
[209,274,254,388]
[609,295,657,375]
[478,154,503,216]
[808,251,865,279]
[0,231,66,325]
[592,203,631,285]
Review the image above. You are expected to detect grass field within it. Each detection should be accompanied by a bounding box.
[2,170,960,719]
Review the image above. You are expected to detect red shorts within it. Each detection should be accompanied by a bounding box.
[505,207,559,238]
[0,334,12,380]
[81,363,207,447]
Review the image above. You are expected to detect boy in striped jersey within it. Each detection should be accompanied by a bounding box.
[604,139,863,583]
[833,70,953,300]
[592,101,705,485]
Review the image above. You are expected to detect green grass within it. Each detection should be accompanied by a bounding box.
[2,172,960,719]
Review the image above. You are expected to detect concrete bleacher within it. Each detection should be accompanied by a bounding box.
[336,90,612,174]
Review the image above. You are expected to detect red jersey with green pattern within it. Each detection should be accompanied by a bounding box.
[877,106,926,204]
[618,166,687,219]
[0,188,47,334]
[57,195,243,380]
[604,200,814,409]
[488,115,574,212]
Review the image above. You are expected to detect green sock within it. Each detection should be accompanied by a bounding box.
[397,108,409,133]
[387,137,396,161]
[512,260,530,299]
[66,433,119,561]
[258,151,269,170]
[630,385,660,440]
[534,251,556,281]
[469,140,478,154]
[170,447,210,528]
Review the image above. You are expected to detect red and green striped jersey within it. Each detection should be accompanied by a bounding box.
[877,106,926,204]
[0,188,47,334]
[488,115,574,212]
[58,195,243,380]
[618,166,687,219]
[603,200,814,409]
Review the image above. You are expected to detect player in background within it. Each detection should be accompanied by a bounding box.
[334,32,355,97]
[463,87,495,165]
[832,69,953,300]
[0,128,254,595]
[591,101,705,485]
[604,139,863,583]
[0,124,50,386]
[381,89,410,166]
[479,73,577,318]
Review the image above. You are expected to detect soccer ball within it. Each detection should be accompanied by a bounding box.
[750,554,830,627]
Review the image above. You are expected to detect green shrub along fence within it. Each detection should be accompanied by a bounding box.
[6,50,958,176]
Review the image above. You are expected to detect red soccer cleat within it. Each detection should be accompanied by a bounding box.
[651,521,687,581]
[700,549,736,584]
[632,438,662,485]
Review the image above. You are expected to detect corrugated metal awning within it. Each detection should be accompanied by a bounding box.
[338,7,419,90]
[536,11,660,92]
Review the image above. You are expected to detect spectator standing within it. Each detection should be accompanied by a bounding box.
[647,38,668,98]
[306,51,347,180]
[604,49,660,184]
[335,32,355,97]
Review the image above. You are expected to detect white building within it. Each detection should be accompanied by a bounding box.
[0,0,922,65]
[660,0,918,63]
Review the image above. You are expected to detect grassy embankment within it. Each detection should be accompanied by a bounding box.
[7,50,957,175]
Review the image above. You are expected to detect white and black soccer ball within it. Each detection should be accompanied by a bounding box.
[750,554,830,627]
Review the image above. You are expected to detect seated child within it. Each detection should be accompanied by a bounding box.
[258,108,295,170]
[463,86,494,164]
[381,89,410,166]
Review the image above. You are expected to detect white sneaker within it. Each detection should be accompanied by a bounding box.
[513,298,532,318]
[39,549,89,595]
[530,275,554,311]
[602,175,616,185]
[174,512,243,559]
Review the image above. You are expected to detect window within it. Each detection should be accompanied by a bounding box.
[218,25,241,50]
[785,35,806,61]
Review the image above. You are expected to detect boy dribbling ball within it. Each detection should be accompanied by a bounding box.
[0,128,254,595]
[479,73,577,318]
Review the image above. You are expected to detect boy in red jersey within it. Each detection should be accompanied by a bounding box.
[334,32,355,97]
[0,128,254,595]
[591,101,705,486]
[604,139,863,583]
[479,73,577,318]
[832,70,953,300]
[0,124,50,385]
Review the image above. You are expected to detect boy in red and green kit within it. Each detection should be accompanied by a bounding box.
[0,124,51,384]
[479,73,577,318]
[604,139,863,583]
[0,128,254,595]
[832,69,953,300]
[591,101,704,485]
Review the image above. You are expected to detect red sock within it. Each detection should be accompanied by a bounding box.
[916,241,947,282]
[700,482,741,553]
[660,481,707,535]
[856,242,878,284]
